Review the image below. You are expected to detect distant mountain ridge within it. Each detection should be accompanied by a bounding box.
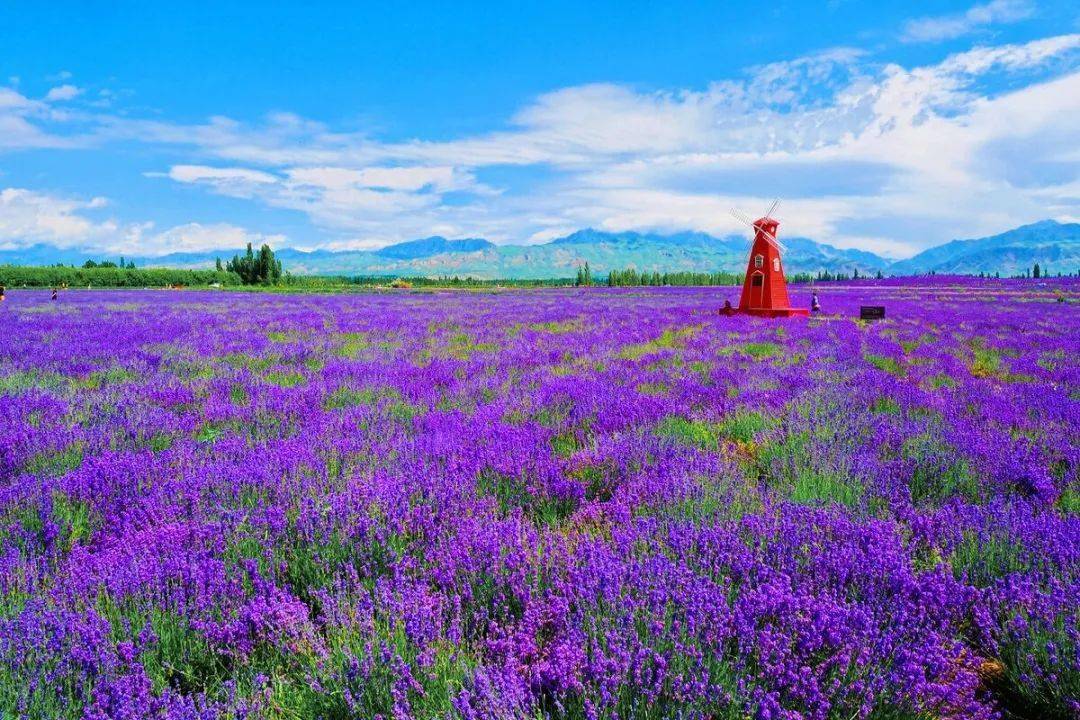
[372,236,494,260]
[1,220,1076,279]
[889,220,1078,275]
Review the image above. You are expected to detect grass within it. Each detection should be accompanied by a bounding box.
[617,325,700,360]
[656,410,770,450]
[871,396,902,414]
[265,370,306,387]
[78,366,139,390]
[740,341,782,360]
[758,431,864,510]
[94,586,476,720]
[568,461,619,503]
[50,492,97,554]
[788,469,864,508]
[637,473,764,524]
[333,331,370,358]
[903,433,982,506]
[635,381,669,396]
[718,411,771,443]
[326,386,370,411]
[970,345,1003,378]
[864,353,904,376]
[23,443,85,477]
[145,432,175,452]
[387,399,424,424]
[949,530,1031,588]
[551,428,585,458]
[521,318,582,334]
[229,383,249,405]
[1037,349,1065,371]
[223,352,280,372]
[656,416,722,450]
[445,332,499,360]
[267,329,307,343]
[926,374,956,390]
[194,422,228,444]
[0,369,70,393]
[323,385,422,424]
[1057,484,1080,515]
[476,470,577,525]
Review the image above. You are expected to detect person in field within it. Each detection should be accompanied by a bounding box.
[0,284,5,302]
[51,287,58,301]
[811,291,821,313]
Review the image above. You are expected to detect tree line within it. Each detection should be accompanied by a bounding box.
[603,267,743,286]
[0,265,242,288]
[0,244,288,289]
[83,257,137,270]
[600,267,889,286]
[286,274,579,288]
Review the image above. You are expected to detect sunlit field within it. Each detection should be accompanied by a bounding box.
[1,279,1077,719]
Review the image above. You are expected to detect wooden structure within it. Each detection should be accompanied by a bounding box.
[730,202,808,318]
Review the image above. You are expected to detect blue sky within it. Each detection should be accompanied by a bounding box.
[1,0,1078,258]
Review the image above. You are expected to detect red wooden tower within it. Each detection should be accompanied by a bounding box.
[731,202,808,318]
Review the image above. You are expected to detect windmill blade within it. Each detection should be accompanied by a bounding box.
[730,207,756,229]
[758,229,787,254]
[732,206,787,252]
[763,198,780,220]
[754,219,787,253]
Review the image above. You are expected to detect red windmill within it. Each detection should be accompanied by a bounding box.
[729,200,808,318]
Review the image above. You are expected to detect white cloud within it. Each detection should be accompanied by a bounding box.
[166,165,280,185]
[286,165,484,193]
[162,163,495,234]
[901,0,1035,43]
[0,87,82,150]
[938,33,1080,74]
[163,165,279,199]
[0,188,113,248]
[0,186,284,256]
[45,84,82,102]
[0,89,34,111]
[120,222,286,255]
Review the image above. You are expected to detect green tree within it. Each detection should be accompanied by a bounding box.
[1033,263,1041,279]
[226,243,283,285]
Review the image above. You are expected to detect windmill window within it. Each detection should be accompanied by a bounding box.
[773,258,780,272]
[754,254,763,269]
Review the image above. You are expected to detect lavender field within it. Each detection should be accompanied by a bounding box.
[1,279,1077,720]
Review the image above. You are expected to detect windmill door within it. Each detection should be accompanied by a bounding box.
[751,272,764,307]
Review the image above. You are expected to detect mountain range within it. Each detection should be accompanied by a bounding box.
[1,220,1076,279]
